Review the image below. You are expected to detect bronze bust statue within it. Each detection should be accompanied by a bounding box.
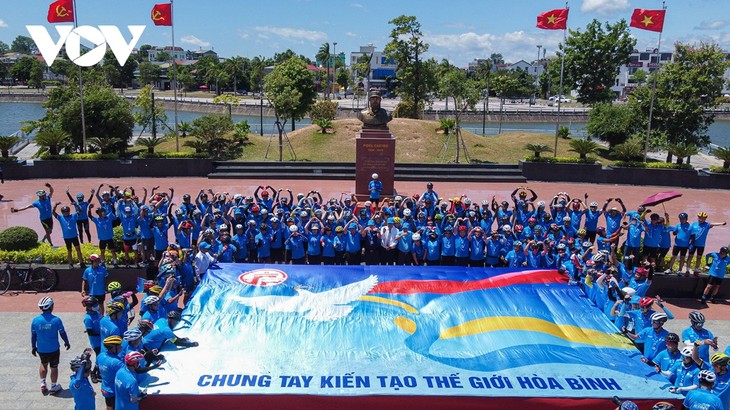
[357,91,392,130]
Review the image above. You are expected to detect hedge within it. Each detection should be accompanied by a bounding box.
[524,156,598,164]
[612,161,694,170]
[0,226,39,251]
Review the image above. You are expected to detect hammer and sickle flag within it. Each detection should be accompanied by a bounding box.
[47,0,74,23]
[151,3,172,26]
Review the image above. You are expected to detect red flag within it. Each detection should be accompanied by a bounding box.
[630,9,666,32]
[151,3,172,26]
[47,0,74,23]
[537,8,569,30]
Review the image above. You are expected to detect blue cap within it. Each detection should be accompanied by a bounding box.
[367,220,376,227]
[199,242,211,250]
[348,223,358,229]
[387,217,395,224]
[402,223,412,230]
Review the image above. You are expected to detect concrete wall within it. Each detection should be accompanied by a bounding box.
[4,158,213,180]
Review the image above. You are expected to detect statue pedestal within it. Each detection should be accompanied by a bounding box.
[355,129,395,197]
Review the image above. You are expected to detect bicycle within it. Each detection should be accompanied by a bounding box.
[0,258,58,295]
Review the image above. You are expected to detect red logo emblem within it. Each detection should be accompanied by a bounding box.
[238,268,288,287]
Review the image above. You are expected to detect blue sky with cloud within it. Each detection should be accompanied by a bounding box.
[2,0,729,66]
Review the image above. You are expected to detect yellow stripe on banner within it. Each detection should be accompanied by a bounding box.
[394,316,417,334]
[440,316,633,349]
[359,296,420,314]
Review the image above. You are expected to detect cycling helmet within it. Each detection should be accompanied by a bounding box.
[651,312,668,322]
[60,206,70,213]
[81,296,98,308]
[149,285,163,295]
[502,224,512,232]
[123,328,143,341]
[289,225,299,233]
[251,205,260,212]
[464,198,472,205]
[537,201,546,207]
[652,402,675,410]
[711,353,730,366]
[697,211,708,218]
[393,217,401,224]
[596,226,606,233]
[577,228,587,235]
[103,335,123,346]
[138,319,154,333]
[591,253,605,262]
[426,182,433,188]
[698,369,716,383]
[582,241,592,248]
[589,201,598,207]
[665,333,680,344]
[182,193,191,201]
[443,225,453,232]
[335,226,344,233]
[106,301,125,315]
[154,215,165,222]
[513,240,523,247]
[142,296,160,306]
[394,195,403,202]
[621,287,636,298]
[372,173,378,179]
[403,208,412,217]
[218,224,228,231]
[38,297,54,311]
[514,224,523,233]
[174,209,183,216]
[411,233,421,241]
[619,401,638,410]
[721,246,729,254]
[433,213,443,221]
[562,216,571,222]
[458,225,468,232]
[76,193,85,200]
[680,345,694,358]
[124,351,145,366]
[556,243,566,250]
[70,356,91,373]
[677,212,688,220]
[635,267,648,276]
[167,310,181,320]
[259,223,268,230]
[107,281,122,292]
[638,297,654,307]
[689,311,705,324]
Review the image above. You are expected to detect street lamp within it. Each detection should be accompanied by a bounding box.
[332,42,337,97]
[535,45,542,104]
[259,80,264,136]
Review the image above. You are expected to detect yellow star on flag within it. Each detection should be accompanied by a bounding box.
[641,16,654,27]
[547,14,557,25]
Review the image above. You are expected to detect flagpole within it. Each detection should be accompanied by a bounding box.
[170,0,179,151]
[643,1,666,163]
[72,0,87,153]
[553,2,568,157]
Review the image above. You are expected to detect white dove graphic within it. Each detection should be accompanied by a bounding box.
[231,274,378,322]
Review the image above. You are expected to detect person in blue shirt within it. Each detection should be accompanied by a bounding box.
[687,212,727,277]
[683,311,717,363]
[100,302,125,343]
[53,202,85,268]
[82,254,109,308]
[81,296,103,383]
[11,183,55,246]
[504,241,528,268]
[664,345,700,396]
[31,297,70,395]
[424,231,441,265]
[137,206,155,265]
[666,212,693,274]
[602,198,626,237]
[652,332,682,372]
[641,213,665,265]
[151,215,171,262]
[368,173,383,208]
[142,311,198,354]
[682,370,724,410]
[69,349,96,410]
[117,201,140,268]
[89,204,119,267]
[66,189,92,244]
[627,311,669,365]
[286,224,307,264]
[700,247,730,304]
[115,352,148,410]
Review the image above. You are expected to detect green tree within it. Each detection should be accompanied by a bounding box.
[133,85,167,137]
[336,67,350,92]
[629,42,729,160]
[611,136,645,161]
[562,19,636,105]
[103,50,137,89]
[667,142,699,165]
[586,103,639,148]
[489,53,504,65]
[316,43,331,98]
[263,57,316,161]
[185,115,241,160]
[0,41,9,54]
[10,35,36,54]
[711,146,730,169]
[49,58,75,81]
[629,69,648,85]
[524,143,553,158]
[137,44,152,62]
[222,56,250,94]
[177,66,196,94]
[385,15,432,118]
[0,136,20,158]
[156,50,171,62]
[9,56,36,84]
[353,52,373,82]
[34,128,71,156]
[213,94,241,119]
[438,67,482,162]
[28,59,45,89]
[309,100,338,134]
[136,134,168,154]
[568,138,600,160]
[138,62,161,86]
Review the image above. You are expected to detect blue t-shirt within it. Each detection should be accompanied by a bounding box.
[119,214,138,239]
[425,239,440,261]
[114,366,142,410]
[605,212,623,236]
[638,327,668,361]
[55,213,78,239]
[152,223,170,251]
[706,253,730,279]
[682,326,715,363]
[674,222,692,247]
[683,388,723,410]
[99,316,121,342]
[142,319,176,351]
[669,362,699,391]
[97,350,123,397]
[33,197,53,220]
[31,312,66,353]
[691,222,712,247]
[440,234,455,256]
[91,215,115,241]
[70,373,95,410]
[84,311,102,349]
[287,234,306,259]
[368,180,383,199]
[83,266,109,296]
[653,348,681,372]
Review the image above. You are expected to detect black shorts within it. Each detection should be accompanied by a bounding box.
[708,276,724,286]
[64,237,80,250]
[689,246,705,256]
[104,396,115,407]
[143,238,154,251]
[99,239,115,251]
[41,218,53,231]
[672,246,689,257]
[123,239,137,251]
[39,350,60,367]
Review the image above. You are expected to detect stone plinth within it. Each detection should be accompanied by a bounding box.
[355,129,395,196]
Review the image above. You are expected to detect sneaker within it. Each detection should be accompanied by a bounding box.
[48,384,62,395]
[663,268,672,274]
[40,381,47,393]
[684,271,690,278]
[79,263,86,269]
[90,372,99,384]
[710,298,717,304]
[700,297,708,304]
[69,264,74,269]
[693,270,700,277]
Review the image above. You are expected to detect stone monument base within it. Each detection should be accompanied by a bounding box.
[355,129,395,197]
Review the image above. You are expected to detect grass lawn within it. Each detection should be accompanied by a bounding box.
[133,118,613,164]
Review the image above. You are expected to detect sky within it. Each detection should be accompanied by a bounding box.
[1,0,730,67]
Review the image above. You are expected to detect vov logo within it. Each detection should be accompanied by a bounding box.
[26,25,145,67]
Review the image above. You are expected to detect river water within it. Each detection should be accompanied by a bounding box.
[1,101,729,147]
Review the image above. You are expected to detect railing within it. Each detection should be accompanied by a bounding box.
[9,130,30,155]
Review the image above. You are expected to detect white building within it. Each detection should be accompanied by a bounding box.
[147,46,186,62]
[349,44,397,91]
[611,48,673,99]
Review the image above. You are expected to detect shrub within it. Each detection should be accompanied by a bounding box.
[524,143,553,158]
[138,152,209,159]
[709,166,730,174]
[557,126,571,139]
[392,100,423,119]
[437,119,456,135]
[40,153,119,160]
[0,226,39,251]
[0,242,100,264]
[525,156,598,164]
[313,118,333,134]
[612,161,694,170]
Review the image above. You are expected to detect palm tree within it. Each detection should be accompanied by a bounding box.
[524,143,553,159]
[88,137,125,155]
[0,136,20,158]
[568,139,600,160]
[34,128,70,156]
[611,140,643,161]
[183,138,207,154]
[667,143,699,165]
[711,146,730,169]
[136,135,168,154]
[178,121,192,138]
[316,43,330,98]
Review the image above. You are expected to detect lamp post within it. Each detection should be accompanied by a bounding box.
[332,42,337,97]
[535,45,542,104]
[259,81,264,136]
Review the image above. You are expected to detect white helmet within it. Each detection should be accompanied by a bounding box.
[289,225,299,233]
[394,196,403,201]
[651,312,668,322]
[680,345,694,358]
[411,233,421,241]
[372,173,378,179]
[143,296,160,306]
[38,297,54,311]
[502,224,512,232]
[403,208,412,217]
[621,287,636,298]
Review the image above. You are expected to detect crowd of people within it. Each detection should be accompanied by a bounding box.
[18,181,730,409]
